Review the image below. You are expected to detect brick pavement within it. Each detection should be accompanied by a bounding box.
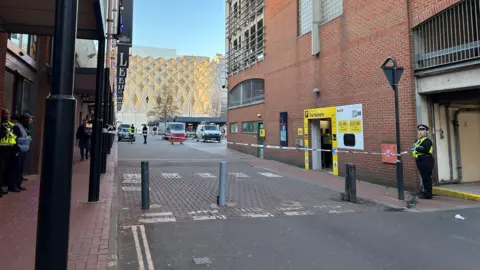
[0,145,117,270]
[245,158,480,212]
[118,158,380,227]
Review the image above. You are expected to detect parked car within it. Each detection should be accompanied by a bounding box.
[118,127,135,142]
[196,124,222,142]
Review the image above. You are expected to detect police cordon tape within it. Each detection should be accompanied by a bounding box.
[155,134,409,157]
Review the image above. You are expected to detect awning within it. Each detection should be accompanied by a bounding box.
[74,67,111,97]
[173,117,227,125]
[0,0,105,40]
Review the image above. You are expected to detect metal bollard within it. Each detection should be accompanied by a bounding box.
[343,163,357,203]
[349,164,357,203]
[217,161,227,207]
[141,161,150,210]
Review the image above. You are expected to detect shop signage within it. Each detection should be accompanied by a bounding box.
[280,112,288,146]
[117,0,134,46]
[116,44,130,111]
[336,104,364,150]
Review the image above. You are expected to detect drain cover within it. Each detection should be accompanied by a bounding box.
[193,257,212,265]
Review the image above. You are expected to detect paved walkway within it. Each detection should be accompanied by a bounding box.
[0,145,117,270]
[246,158,480,212]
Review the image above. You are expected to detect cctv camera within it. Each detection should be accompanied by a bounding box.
[313,88,320,93]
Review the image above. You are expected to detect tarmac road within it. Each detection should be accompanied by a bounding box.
[116,135,480,270]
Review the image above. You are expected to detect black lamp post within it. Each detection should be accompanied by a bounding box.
[381,56,405,201]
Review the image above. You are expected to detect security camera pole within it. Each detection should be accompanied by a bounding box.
[381,57,405,201]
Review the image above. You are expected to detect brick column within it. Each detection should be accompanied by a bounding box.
[0,33,8,106]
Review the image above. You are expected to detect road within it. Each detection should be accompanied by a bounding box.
[116,135,480,270]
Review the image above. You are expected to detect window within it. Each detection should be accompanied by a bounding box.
[228,78,264,108]
[242,121,258,134]
[298,0,344,36]
[298,0,313,36]
[229,123,239,133]
[8,33,38,59]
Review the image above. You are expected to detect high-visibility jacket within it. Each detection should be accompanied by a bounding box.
[0,121,17,146]
[412,136,433,158]
[129,127,135,134]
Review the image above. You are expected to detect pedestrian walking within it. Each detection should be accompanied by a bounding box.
[412,124,434,199]
[0,109,18,194]
[76,119,92,160]
[12,113,33,191]
[142,124,148,144]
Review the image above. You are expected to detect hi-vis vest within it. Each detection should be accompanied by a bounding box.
[412,137,433,158]
[0,121,17,146]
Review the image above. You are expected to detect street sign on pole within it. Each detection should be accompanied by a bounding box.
[380,56,405,201]
[382,67,404,90]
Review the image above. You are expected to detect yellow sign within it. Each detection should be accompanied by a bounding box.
[349,120,362,133]
[303,106,338,176]
[338,120,349,133]
[297,128,303,136]
[260,128,266,137]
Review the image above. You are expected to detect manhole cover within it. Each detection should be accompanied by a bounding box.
[193,257,212,265]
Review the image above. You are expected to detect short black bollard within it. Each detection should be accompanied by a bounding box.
[343,163,357,203]
[141,161,150,210]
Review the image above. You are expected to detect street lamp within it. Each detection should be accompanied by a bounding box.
[381,56,405,201]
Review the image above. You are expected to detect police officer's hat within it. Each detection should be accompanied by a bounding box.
[417,124,429,131]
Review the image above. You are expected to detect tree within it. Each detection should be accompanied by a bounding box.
[147,86,180,121]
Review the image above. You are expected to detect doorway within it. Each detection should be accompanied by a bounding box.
[257,121,264,159]
[311,119,333,171]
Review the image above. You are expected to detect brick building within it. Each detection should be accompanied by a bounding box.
[226,0,480,190]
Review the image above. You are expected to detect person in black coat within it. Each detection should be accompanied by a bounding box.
[76,119,92,160]
[412,124,434,199]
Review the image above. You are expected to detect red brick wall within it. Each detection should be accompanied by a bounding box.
[410,0,461,27]
[227,0,425,190]
[0,33,8,107]
[29,36,52,174]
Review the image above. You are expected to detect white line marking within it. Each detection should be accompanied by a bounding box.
[329,209,355,214]
[280,201,302,207]
[142,212,173,217]
[196,173,216,178]
[239,208,263,212]
[284,211,315,216]
[228,173,250,177]
[192,215,227,221]
[122,187,151,191]
[161,173,181,178]
[314,205,343,209]
[188,210,219,215]
[276,207,303,211]
[241,213,274,218]
[124,174,141,180]
[258,172,283,178]
[122,180,141,184]
[139,217,177,223]
[139,225,155,270]
[131,226,145,270]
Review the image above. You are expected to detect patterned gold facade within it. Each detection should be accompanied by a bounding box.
[120,54,225,120]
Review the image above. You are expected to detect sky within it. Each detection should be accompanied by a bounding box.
[133,0,225,58]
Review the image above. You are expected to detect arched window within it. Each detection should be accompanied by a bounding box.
[228,78,264,108]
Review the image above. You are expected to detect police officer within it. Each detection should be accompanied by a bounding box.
[129,124,135,144]
[0,109,18,195]
[412,124,434,199]
[12,113,32,191]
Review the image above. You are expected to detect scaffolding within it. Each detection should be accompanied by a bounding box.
[226,0,265,76]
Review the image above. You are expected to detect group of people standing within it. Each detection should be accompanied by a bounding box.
[0,109,32,197]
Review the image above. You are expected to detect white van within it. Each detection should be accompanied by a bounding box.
[196,124,222,142]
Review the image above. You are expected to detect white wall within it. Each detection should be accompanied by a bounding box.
[433,104,480,183]
[75,39,97,68]
[417,67,480,94]
[458,111,480,182]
